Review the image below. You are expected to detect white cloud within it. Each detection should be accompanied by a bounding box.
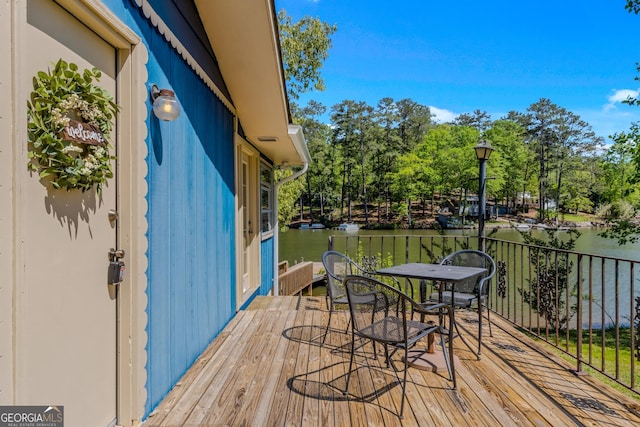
[578,106,640,143]
[604,89,639,111]
[429,106,457,123]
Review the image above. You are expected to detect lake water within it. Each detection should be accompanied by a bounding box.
[279,227,640,263]
[279,226,640,327]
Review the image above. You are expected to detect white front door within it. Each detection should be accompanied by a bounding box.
[237,145,259,306]
[17,1,119,425]
[241,153,252,294]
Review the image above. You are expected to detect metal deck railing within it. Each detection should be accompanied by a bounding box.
[328,233,640,395]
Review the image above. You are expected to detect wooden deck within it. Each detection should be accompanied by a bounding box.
[144,296,640,426]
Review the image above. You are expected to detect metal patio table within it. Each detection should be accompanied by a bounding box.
[377,263,488,368]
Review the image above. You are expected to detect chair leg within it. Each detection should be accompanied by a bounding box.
[485,302,493,337]
[344,331,356,396]
[477,303,483,359]
[441,324,457,389]
[399,350,407,419]
[322,304,333,345]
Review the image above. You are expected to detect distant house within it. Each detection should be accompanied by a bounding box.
[0,1,309,426]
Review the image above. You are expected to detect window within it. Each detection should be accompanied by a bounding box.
[260,162,274,234]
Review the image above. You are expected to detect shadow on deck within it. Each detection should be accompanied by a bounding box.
[144,296,640,426]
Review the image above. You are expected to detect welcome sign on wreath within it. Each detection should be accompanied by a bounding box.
[27,59,120,194]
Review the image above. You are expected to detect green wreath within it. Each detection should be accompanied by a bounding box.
[27,59,120,193]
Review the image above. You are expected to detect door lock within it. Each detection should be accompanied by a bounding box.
[108,248,126,285]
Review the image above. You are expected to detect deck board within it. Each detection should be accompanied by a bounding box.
[144,296,640,427]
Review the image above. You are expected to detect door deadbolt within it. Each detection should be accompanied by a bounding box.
[109,248,125,261]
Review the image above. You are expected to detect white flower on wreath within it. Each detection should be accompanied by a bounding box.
[61,144,83,154]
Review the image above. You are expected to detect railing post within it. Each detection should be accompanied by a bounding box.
[576,253,584,375]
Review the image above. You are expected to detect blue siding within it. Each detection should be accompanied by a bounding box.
[261,237,275,295]
[240,237,274,310]
[103,0,275,417]
[140,15,236,416]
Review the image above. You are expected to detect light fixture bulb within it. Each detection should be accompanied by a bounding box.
[151,86,181,121]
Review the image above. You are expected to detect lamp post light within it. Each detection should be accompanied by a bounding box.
[474,139,494,252]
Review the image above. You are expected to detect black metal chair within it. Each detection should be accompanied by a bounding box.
[342,274,456,419]
[429,249,496,359]
[321,250,402,344]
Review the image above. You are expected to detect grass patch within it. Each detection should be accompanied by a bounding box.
[558,212,593,222]
[525,326,640,400]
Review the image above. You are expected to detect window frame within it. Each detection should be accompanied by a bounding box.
[260,161,274,239]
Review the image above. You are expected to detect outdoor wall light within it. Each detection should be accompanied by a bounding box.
[150,84,181,121]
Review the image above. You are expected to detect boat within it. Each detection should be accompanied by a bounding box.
[336,223,359,231]
[437,214,462,229]
[299,223,326,229]
[514,223,530,231]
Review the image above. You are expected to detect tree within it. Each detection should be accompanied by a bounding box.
[599,124,640,243]
[484,119,529,211]
[512,99,600,222]
[596,2,640,243]
[601,131,636,202]
[372,98,401,223]
[453,110,492,133]
[626,1,640,15]
[278,10,337,100]
[396,99,433,153]
[276,11,336,227]
[330,100,375,222]
[409,124,479,215]
[292,101,334,221]
[275,169,305,230]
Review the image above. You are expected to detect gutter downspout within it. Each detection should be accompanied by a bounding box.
[273,124,310,296]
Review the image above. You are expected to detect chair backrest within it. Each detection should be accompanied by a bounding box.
[440,250,496,295]
[343,275,407,344]
[322,251,360,299]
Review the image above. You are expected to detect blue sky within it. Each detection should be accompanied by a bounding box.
[276,0,640,142]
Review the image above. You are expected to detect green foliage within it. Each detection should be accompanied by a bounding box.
[599,219,640,245]
[597,3,640,246]
[351,242,400,289]
[512,98,602,222]
[277,2,639,231]
[278,10,337,100]
[484,119,531,208]
[540,327,640,390]
[276,168,306,230]
[626,0,640,14]
[277,10,336,224]
[418,229,472,263]
[518,229,581,330]
[27,59,118,193]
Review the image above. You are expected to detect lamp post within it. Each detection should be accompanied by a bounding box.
[474,139,494,252]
